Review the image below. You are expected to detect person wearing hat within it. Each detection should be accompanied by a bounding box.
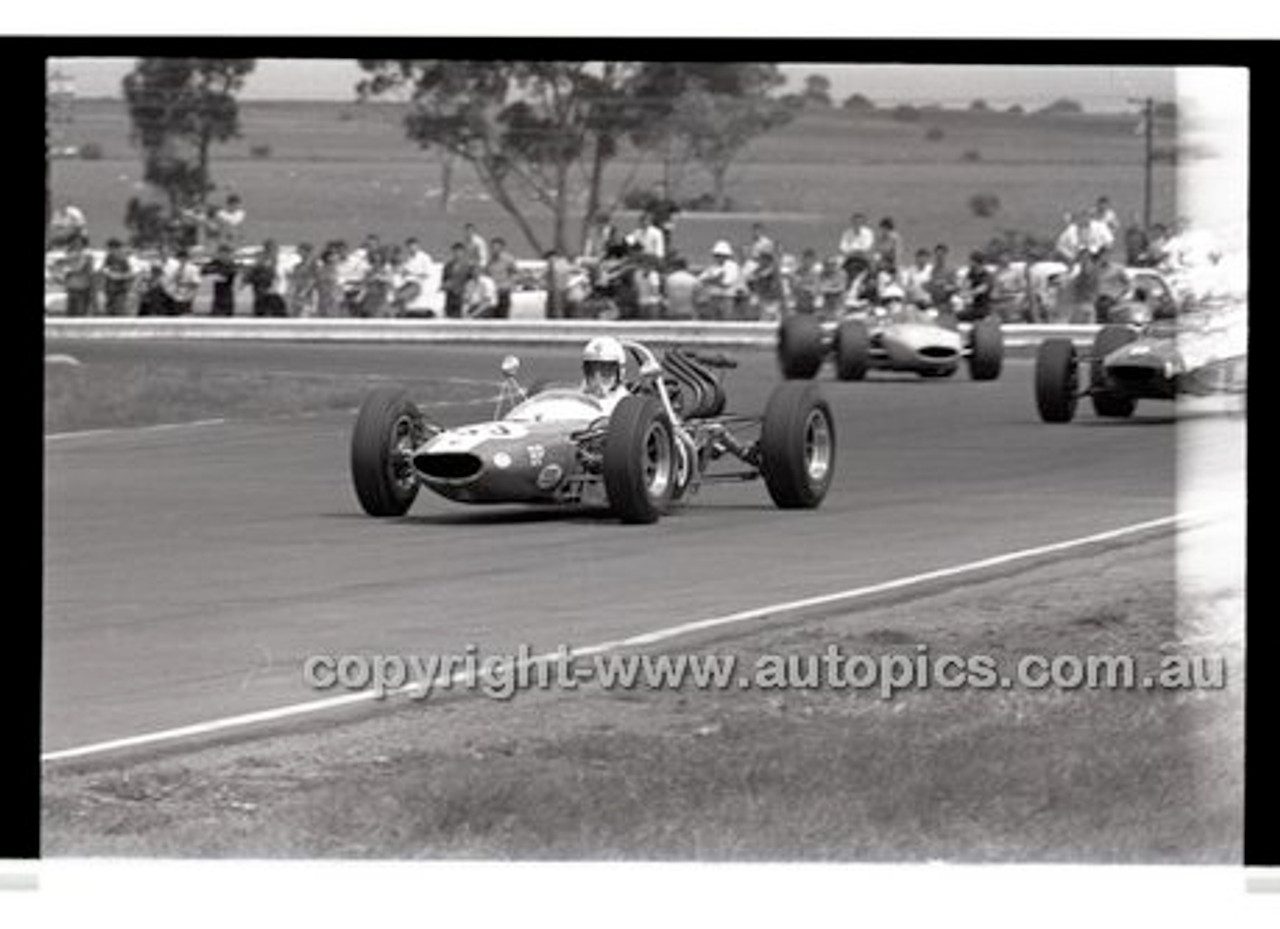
[697,240,741,321]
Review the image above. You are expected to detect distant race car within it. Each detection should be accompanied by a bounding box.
[1034,303,1247,423]
[776,304,1004,381]
[350,340,836,524]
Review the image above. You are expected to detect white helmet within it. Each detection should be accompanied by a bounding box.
[880,283,906,302]
[582,336,626,396]
[712,240,734,258]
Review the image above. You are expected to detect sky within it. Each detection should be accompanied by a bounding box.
[47,58,1178,112]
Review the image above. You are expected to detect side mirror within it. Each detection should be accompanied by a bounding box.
[501,355,521,379]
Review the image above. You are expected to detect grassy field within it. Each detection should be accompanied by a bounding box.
[42,532,1241,860]
[50,99,1178,261]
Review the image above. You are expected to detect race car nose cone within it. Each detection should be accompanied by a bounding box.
[414,452,484,482]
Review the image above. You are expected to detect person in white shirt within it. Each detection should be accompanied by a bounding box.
[838,212,876,279]
[1085,211,1116,258]
[462,266,499,317]
[162,246,203,315]
[212,194,246,248]
[464,224,489,270]
[697,241,742,321]
[899,248,934,306]
[748,222,776,261]
[662,258,699,321]
[630,212,665,263]
[1095,196,1120,236]
[1055,213,1084,265]
[395,237,437,315]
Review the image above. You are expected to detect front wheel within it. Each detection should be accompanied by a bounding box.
[603,395,677,524]
[834,318,871,381]
[777,315,825,379]
[760,382,836,509]
[967,317,1004,381]
[351,387,424,516]
[1035,339,1079,423]
[1090,326,1139,418]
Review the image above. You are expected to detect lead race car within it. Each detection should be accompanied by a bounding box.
[1034,299,1247,423]
[350,338,837,524]
[776,288,1004,382]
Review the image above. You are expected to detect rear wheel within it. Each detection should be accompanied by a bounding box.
[351,387,423,516]
[1035,339,1079,423]
[967,317,1004,380]
[603,395,676,524]
[1090,326,1139,418]
[834,318,871,381]
[777,315,825,379]
[760,382,836,509]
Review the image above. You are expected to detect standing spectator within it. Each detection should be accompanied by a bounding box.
[899,248,934,307]
[50,203,88,249]
[201,242,240,316]
[211,194,247,249]
[395,237,435,315]
[1085,205,1116,258]
[464,223,489,270]
[874,217,903,276]
[1123,217,1149,267]
[1095,196,1121,237]
[1054,213,1084,265]
[359,247,396,318]
[486,237,520,319]
[748,222,776,261]
[925,243,957,309]
[164,246,202,316]
[838,212,876,279]
[632,211,665,264]
[634,254,663,320]
[463,265,499,317]
[288,243,320,317]
[441,242,470,319]
[958,251,993,321]
[696,241,741,321]
[817,257,850,317]
[315,243,344,318]
[662,257,699,321]
[245,240,288,317]
[648,194,680,254]
[745,250,784,321]
[990,252,1026,322]
[100,238,136,316]
[1142,223,1172,269]
[137,248,172,317]
[791,248,823,315]
[582,212,621,264]
[336,240,371,316]
[60,235,96,316]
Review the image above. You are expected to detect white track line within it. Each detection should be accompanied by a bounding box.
[46,419,227,442]
[42,511,1199,764]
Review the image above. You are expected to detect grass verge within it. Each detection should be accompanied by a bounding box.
[42,533,1241,861]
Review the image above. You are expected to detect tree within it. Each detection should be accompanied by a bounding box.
[357,61,789,254]
[803,74,833,108]
[657,68,793,210]
[1035,97,1084,117]
[969,98,989,112]
[842,93,875,113]
[122,58,256,228]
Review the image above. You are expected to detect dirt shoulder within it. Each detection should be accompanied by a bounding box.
[42,531,1241,861]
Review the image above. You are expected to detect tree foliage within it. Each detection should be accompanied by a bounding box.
[803,74,833,108]
[357,61,790,253]
[122,58,256,225]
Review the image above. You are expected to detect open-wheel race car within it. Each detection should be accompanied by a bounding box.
[1034,302,1247,423]
[777,304,1004,382]
[350,339,837,524]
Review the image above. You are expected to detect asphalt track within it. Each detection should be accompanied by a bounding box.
[44,339,1185,758]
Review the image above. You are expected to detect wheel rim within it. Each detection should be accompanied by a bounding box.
[803,409,833,484]
[389,414,419,493]
[642,421,673,498]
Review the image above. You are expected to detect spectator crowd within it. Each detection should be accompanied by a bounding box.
[46,192,1217,324]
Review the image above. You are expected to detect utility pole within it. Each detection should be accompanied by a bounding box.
[1129,96,1155,231]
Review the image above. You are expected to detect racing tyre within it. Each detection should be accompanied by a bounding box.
[603,394,677,524]
[1089,326,1139,418]
[760,382,836,509]
[777,315,825,379]
[967,317,1004,381]
[1035,339,1079,423]
[834,318,871,381]
[351,387,423,516]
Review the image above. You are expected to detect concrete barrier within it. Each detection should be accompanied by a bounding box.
[45,317,1102,349]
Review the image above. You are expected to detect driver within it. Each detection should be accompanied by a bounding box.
[580,336,630,411]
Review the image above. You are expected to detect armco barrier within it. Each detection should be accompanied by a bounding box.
[45,317,1102,349]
